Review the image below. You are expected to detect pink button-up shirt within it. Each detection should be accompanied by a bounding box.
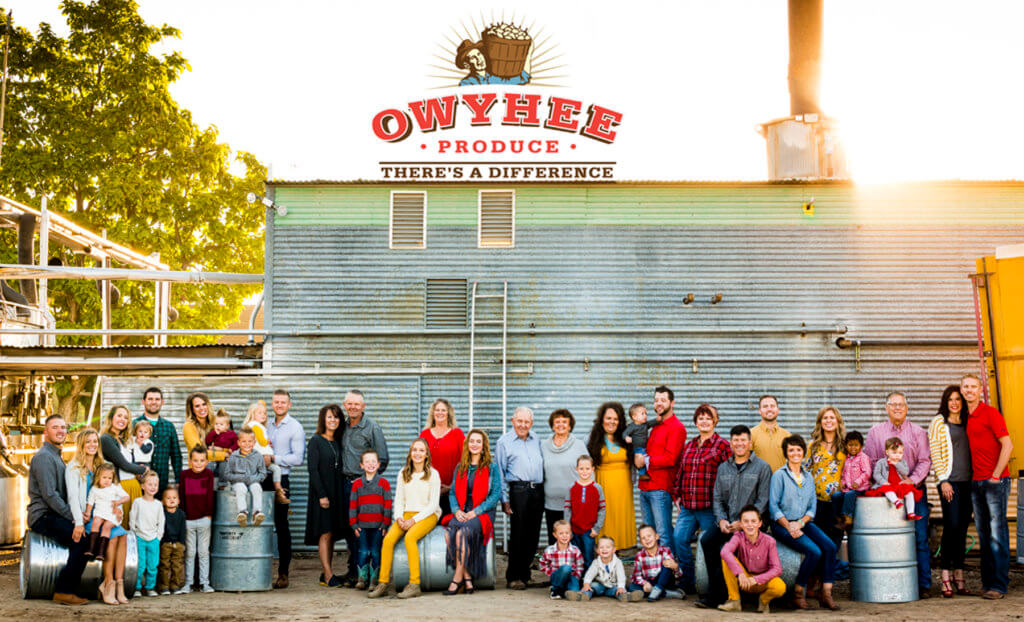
[864,419,931,486]
[841,451,872,492]
[720,531,782,584]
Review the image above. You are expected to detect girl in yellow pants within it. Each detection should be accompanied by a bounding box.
[369,438,442,599]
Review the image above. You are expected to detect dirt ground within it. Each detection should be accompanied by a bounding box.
[3,548,1024,622]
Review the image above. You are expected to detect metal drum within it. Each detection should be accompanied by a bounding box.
[1017,478,1023,565]
[0,464,28,544]
[849,496,918,602]
[695,534,804,595]
[210,488,273,591]
[392,525,496,591]
[20,529,138,599]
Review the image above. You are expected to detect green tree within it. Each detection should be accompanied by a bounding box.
[0,0,266,416]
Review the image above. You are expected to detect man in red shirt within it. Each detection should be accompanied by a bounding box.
[961,373,1013,599]
[638,386,687,547]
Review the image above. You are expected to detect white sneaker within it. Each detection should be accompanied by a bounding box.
[173,586,191,595]
[201,585,215,593]
[159,590,171,596]
[144,589,160,597]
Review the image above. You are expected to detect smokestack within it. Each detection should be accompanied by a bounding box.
[17,213,36,305]
[788,0,823,116]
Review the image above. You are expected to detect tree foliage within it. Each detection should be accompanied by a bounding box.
[0,0,266,348]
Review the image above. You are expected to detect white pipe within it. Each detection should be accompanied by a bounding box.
[0,264,263,284]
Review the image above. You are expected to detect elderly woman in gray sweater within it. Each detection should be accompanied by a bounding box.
[541,409,589,544]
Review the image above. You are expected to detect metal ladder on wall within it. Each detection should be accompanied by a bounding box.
[467,280,508,431]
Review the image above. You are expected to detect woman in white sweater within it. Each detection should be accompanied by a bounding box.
[368,438,440,600]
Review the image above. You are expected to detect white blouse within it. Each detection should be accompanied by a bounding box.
[393,467,441,523]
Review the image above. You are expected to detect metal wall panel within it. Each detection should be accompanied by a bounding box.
[101,375,420,551]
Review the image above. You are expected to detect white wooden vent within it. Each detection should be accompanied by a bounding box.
[425,279,468,328]
[390,191,426,249]
[478,190,515,248]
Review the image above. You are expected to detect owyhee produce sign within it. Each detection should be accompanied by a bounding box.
[371,15,621,181]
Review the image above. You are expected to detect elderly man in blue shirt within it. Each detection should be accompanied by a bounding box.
[265,388,306,589]
[496,406,545,590]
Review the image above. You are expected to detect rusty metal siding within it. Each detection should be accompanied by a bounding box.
[100,375,420,552]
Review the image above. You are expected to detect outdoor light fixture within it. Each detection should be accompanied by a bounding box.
[802,197,815,216]
[247,192,288,217]
[710,293,723,304]
[682,293,694,305]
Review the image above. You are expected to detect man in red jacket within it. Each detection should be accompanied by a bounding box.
[639,385,687,546]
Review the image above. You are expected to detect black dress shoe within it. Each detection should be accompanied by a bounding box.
[918,587,932,599]
[694,598,715,609]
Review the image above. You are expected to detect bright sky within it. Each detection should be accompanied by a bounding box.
[6,0,1024,182]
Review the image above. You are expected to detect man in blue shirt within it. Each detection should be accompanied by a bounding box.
[265,388,305,589]
[496,406,544,589]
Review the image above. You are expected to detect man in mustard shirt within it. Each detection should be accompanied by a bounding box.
[750,395,789,472]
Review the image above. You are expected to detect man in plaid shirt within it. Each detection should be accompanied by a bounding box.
[629,524,683,601]
[670,404,733,593]
[133,387,182,493]
[539,520,584,599]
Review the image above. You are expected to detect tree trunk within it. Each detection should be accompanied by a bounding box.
[58,375,91,423]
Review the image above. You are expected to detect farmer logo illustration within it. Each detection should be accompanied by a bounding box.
[434,14,565,88]
[456,23,532,86]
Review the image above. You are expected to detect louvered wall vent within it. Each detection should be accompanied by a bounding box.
[390,191,426,248]
[478,190,515,248]
[425,278,468,328]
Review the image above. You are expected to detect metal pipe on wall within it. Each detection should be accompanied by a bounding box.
[835,337,977,348]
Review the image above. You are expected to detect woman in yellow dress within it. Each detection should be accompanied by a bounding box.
[586,401,636,550]
[804,406,846,551]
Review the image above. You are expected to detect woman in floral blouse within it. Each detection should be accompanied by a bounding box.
[804,406,846,556]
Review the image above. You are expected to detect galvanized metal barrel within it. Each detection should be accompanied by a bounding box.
[1017,478,1023,565]
[20,529,138,599]
[849,496,918,602]
[695,534,803,595]
[0,465,28,545]
[210,488,272,591]
[392,525,496,591]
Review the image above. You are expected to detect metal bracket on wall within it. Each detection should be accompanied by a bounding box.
[855,341,861,373]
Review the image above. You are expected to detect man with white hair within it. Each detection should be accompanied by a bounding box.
[496,406,545,590]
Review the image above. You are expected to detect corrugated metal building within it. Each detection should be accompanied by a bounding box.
[102,180,1024,547]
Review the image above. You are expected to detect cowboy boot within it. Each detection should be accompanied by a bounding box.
[95,536,110,561]
[819,583,840,610]
[792,585,810,610]
[85,532,99,559]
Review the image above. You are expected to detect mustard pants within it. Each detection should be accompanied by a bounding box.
[378,512,438,585]
[722,559,787,604]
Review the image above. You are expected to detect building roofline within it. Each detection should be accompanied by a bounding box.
[266,179,1024,188]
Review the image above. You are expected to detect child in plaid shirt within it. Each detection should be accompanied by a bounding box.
[539,520,584,599]
[629,524,683,601]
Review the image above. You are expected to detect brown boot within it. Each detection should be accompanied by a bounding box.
[273,573,289,589]
[52,592,88,606]
[819,584,840,610]
[275,488,291,504]
[85,532,99,559]
[95,536,109,561]
[792,585,810,610]
[367,582,391,598]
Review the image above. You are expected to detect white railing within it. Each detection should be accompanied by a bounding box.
[0,299,56,347]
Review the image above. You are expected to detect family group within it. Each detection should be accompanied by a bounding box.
[25,374,1012,613]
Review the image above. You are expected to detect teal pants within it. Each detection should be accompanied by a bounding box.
[136,536,160,590]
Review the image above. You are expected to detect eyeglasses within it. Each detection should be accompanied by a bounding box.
[886,402,907,409]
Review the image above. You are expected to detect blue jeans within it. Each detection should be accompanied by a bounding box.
[635,447,648,476]
[639,489,674,547]
[912,489,932,589]
[771,521,837,586]
[672,506,715,588]
[549,564,581,595]
[356,527,383,578]
[583,582,619,598]
[832,490,863,519]
[136,536,160,590]
[572,532,596,570]
[972,478,1010,594]
[627,566,677,592]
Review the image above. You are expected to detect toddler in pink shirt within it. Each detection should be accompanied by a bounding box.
[831,431,871,529]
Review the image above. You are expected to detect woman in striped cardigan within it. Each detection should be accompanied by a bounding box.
[928,385,972,598]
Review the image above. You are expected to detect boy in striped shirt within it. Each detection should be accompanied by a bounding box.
[349,449,392,590]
